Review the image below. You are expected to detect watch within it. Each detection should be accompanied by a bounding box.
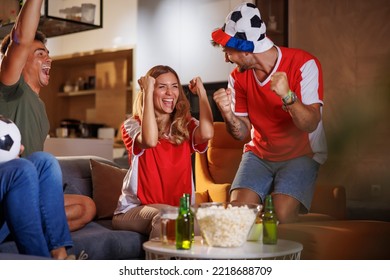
[282,90,297,111]
[282,90,297,105]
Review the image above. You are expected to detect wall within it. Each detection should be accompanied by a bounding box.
[136,0,249,84]
[289,0,390,218]
[46,0,246,87]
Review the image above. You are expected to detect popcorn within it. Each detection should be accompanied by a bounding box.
[195,204,258,247]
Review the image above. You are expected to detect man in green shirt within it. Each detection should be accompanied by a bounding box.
[0,73,49,157]
[0,0,96,232]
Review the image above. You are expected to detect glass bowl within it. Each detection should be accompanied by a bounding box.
[193,202,262,247]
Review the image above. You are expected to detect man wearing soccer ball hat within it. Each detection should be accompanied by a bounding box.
[211,2,327,223]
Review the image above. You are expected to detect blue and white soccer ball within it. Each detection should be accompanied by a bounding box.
[0,115,21,163]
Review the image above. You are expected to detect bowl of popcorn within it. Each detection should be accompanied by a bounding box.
[193,202,262,247]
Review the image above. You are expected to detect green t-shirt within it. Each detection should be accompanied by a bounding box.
[0,76,49,157]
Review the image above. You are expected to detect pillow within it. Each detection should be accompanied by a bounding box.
[90,159,127,219]
[207,122,249,184]
[208,147,243,184]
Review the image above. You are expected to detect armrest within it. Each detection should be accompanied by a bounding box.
[194,152,215,193]
[310,184,347,220]
[195,183,231,203]
[195,152,230,202]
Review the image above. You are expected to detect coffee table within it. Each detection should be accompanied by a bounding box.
[143,237,303,260]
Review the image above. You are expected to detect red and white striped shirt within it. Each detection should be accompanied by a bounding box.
[230,46,327,164]
[115,117,207,214]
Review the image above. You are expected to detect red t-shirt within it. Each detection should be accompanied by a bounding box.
[115,117,207,213]
[230,46,327,164]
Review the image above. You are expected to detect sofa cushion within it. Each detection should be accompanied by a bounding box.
[0,221,147,260]
[310,184,347,219]
[58,156,116,197]
[207,122,250,184]
[0,253,50,260]
[0,239,18,255]
[67,221,147,259]
[208,147,243,184]
[279,220,390,260]
[90,159,127,219]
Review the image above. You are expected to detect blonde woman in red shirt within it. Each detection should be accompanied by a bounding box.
[113,65,214,239]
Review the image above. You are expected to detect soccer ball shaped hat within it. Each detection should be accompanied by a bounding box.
[0,115,21,163]
[212,2,274,53]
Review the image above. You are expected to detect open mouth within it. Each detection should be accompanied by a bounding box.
[42,65,51,76]
[162,98,174,106]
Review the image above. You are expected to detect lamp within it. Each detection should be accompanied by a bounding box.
[0,0,103,39]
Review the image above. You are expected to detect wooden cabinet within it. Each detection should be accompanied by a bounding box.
[40,48,133,135]
[256,0,288,47]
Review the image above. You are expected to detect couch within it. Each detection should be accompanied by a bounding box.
[195,122,390,260]
[0,156,147,260]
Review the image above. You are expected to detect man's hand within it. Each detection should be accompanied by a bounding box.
[270,72,290,99]
[18,144,25,157]
[213,88,233,117]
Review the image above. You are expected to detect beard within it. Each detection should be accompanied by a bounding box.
[236,64,249,73]
[228,59,248,73]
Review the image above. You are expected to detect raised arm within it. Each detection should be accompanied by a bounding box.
[213,87,251,141]
[270,71,321,132]
[136,75,159,148]
[188,77,214,144]
[0,0,43,85]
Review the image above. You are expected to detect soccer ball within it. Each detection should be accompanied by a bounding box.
[0,115,21,163]
[225,3,265,43]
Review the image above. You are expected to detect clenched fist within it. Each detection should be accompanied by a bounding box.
[270,72,290,99]
[213,88,233,116]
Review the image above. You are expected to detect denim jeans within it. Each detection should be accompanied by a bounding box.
[231,151,320,213]
[0,152,73,257]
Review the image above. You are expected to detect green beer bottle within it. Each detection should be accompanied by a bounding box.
[262,195,278,244]
[176,196,192,250]
[184,193,195,243]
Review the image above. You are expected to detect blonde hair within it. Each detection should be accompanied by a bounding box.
[132,65,191,145]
